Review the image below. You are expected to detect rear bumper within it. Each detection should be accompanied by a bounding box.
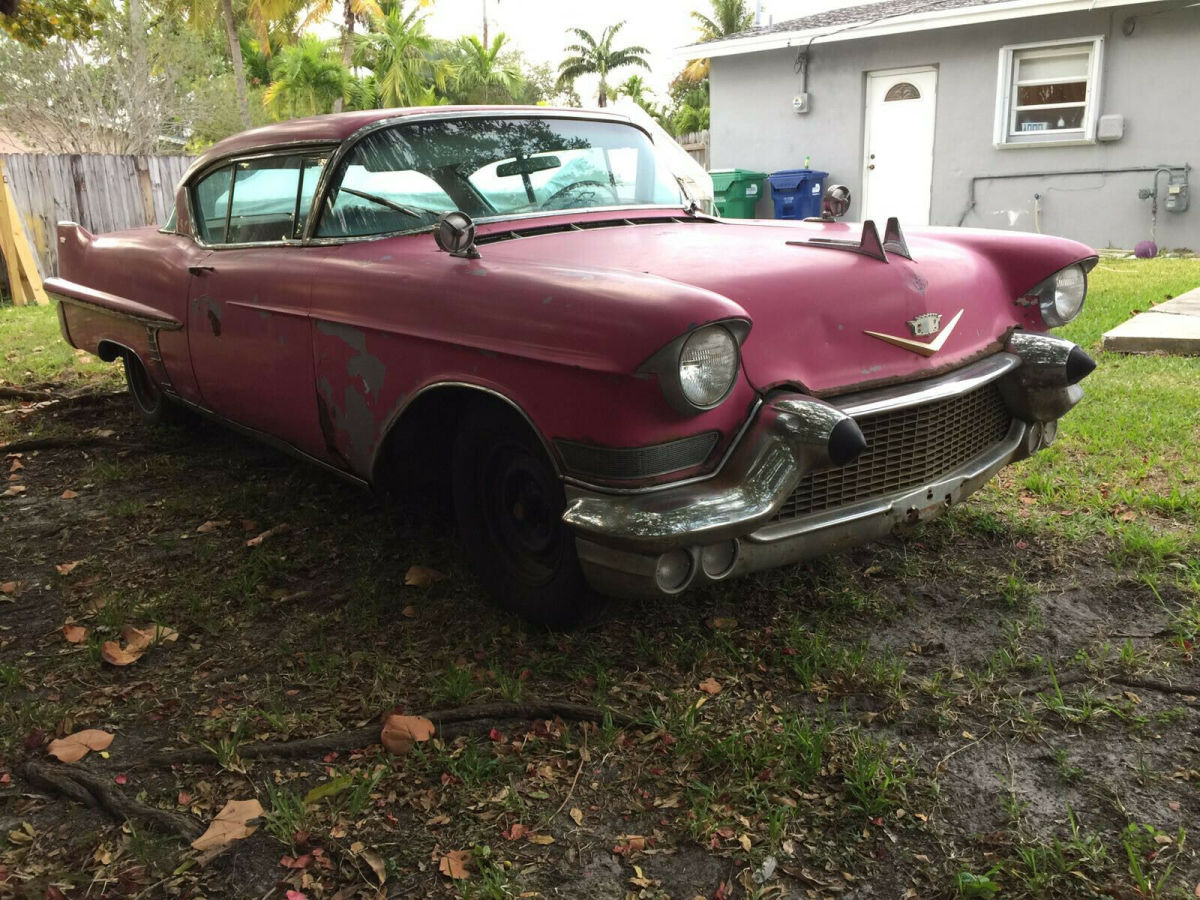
[564,332,1092,599]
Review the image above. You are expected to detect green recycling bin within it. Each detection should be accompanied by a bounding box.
[710,168,767,218]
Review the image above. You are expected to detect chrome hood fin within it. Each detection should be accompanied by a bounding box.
[786,218,915,263]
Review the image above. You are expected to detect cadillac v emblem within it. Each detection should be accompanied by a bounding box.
[864,309,964,357]
[908,312,942,336]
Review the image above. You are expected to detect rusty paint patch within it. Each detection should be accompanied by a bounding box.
[316,320,386,399]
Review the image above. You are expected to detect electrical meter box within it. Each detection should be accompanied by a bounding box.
[1166,181,1189,213]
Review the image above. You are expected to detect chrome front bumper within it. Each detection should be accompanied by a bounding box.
[564,332,1093,599]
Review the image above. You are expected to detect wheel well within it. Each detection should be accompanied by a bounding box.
[96,340,132,364]
[373,386,552,496]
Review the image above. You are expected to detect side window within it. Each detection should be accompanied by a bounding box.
[316,130,454,239]
[192,153,327,245]
[193,166,232,243]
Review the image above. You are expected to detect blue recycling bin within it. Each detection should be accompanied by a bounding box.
[768,169,828,219]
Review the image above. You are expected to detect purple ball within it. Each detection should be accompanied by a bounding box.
[1134,240,1158,259]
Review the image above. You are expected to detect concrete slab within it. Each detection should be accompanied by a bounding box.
[1101,285,1200,354]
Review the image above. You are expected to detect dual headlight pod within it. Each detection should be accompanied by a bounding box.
[640,319,750,415]
[1024,262,1094,328]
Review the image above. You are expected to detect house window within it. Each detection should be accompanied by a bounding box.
[995,37,1104,146]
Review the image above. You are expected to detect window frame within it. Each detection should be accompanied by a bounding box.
[993,36,1104,149]
[185,144,337,249]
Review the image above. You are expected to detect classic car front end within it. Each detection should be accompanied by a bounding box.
[43,106,1097,626]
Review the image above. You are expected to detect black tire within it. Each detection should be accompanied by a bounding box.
[451,402,603,628]
[122,352,172,424]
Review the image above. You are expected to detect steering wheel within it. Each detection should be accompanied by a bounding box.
[539,179,619,209]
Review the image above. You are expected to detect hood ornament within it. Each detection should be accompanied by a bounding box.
[787,216,914,263]
[865,309,963,356]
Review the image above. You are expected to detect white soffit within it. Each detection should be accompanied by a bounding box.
[681,0,1174,58]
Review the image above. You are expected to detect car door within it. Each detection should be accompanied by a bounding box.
[186,152,330,457]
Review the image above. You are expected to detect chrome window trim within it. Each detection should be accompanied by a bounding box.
[302,112,681,244]
[184,144,339,250]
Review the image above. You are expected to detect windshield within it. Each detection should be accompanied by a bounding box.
[316,116,683,239]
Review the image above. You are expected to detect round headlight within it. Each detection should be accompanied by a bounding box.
[1042,265,1087,327]
[679,326,738,408]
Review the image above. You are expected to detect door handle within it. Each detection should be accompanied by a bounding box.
[188,265,215,275]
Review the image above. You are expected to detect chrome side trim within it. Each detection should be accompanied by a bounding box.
[48,285,183,331]
[173,396,370,489]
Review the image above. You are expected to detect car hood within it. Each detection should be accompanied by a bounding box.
[475,216,1096,395]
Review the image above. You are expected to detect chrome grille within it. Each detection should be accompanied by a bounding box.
[773,381,1012,521]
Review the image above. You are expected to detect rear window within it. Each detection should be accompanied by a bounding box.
[192,153,327,245]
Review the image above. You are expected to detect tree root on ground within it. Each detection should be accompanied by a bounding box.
[0,436,144,454]
[1008,672,1198,699]
[0,386,125,405]
[145,701,630,768]
[24,761,202,840]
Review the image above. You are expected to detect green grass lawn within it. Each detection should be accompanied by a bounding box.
[1,259,1198,898]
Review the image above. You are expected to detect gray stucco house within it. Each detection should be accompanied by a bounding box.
[696,0,1198,250]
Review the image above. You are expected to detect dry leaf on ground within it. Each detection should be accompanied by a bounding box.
[55,561,79,576]
[60,490,78,500]
[191,798,264,851]
[1,582,17,595]
[705,616,737,631]
[438,849,470,879]
[62,623,87,644]
[9,459,22,472]
[1,485,26,497]
[47,729,114,763]
[101,624,179,666]
[569,808,584,826]
[698,677,722,695]
[246,523,289,547]
[360,848,386,884]
[405,565,445,586]
[196,520,229,533]
[380,714,436,755]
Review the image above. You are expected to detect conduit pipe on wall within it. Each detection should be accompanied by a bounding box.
[957,164,1191,226]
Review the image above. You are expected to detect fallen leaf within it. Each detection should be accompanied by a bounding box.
[401,605,417,618]
[286,891,307,900]
[60,490,78,500]
[178,791,193,806]
[245,523,289,547]
[569,807,584,826]
[503,823,528,841]
[191,798,264,851]
[122,624,180,651]
[47,729,114,763]
[114,773,128,785]
[528,833,554,845]
[196,520,229,533]
[705,616,737,630]
[55,561,80,576]
[9,459,23,472]
[698,677,722,695]
[438,849,470,880]
[405,565,445,586]
[101,641,144,667]
[380,714,435,755]
[93,429,116,439]
[360,848,386,884]
[1,484,25,498]
[1,582,17,594]
[62,623,87,644]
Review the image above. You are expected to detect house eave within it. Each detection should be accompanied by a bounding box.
[679,0,1177,58]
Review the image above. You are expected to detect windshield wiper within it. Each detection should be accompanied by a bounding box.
[338,187,433,220]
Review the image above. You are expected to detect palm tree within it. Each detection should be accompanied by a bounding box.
[557,22,649,108]
[263,35,349,119]
[354,5,451,107]
[455,33,522,104]
[681,0,753,83]
[184,0,304,127]
[299,0,383,112]
[615,74,648,104]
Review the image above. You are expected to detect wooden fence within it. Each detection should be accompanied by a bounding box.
[0,153,192,279]
[676,130,710,170]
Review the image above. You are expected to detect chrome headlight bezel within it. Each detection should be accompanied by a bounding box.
[639,319,750,415]
[1021,260,1096,328]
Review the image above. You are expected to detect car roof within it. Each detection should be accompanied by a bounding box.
[190,106,635,175]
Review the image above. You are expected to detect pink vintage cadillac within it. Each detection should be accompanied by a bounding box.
[48,107,1096,625]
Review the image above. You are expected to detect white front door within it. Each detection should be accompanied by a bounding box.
[862,67,938,225]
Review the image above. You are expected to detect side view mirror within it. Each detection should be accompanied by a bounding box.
[433,211,480,259]
[822,184,852,220]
